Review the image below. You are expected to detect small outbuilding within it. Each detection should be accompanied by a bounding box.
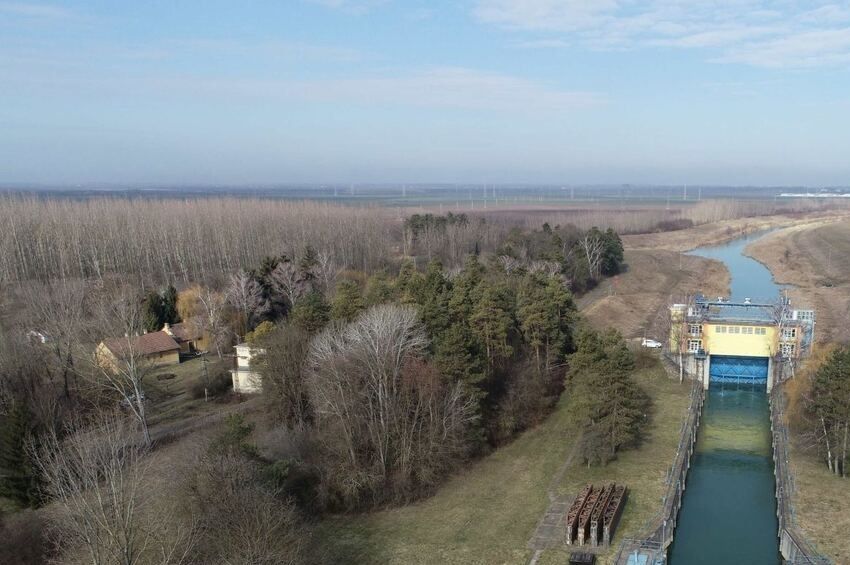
[231,342,264,393]
[161,320,208,354]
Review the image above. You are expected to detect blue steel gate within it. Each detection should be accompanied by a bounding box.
[709,355,769,386]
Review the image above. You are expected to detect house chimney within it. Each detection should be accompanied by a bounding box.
[163,322,170,333]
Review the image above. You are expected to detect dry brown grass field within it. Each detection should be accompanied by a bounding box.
[578,249,729,340]
[746,218,850,343]
[624,209,850,252]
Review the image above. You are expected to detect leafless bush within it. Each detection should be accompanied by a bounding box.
[188,450,303,565]
[0,509,51,565]
[256,324,313,428]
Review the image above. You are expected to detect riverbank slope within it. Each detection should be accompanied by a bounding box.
[746,219,850,562]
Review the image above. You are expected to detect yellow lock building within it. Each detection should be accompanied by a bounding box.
[669,296,814,392]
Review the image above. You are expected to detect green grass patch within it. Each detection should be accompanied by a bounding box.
[146,356,230,427]
[311,363,691,565]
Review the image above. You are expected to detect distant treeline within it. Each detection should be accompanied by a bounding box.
[0,195,841,285]
[0,197,395,285]
[481,198,845,235]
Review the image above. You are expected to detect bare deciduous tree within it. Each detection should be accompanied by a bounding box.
[227,271,268,338]
[194,287,230,358]
[579,233,604,280]
[33,411,195,565]
[25,280,90,400]
[89,291,156,445]
[306,304,476,507]
[268,260,306,309]
[498,255,521,274]
[313,251,339,293]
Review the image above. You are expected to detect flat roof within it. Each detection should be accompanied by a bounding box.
[702,305,775,323]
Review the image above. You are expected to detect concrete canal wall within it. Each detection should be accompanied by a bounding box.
[770,389,829,565]
[613,376,704,564]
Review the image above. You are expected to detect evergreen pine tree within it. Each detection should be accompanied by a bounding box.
[470,283,514,370]
[414,261,451,339]
[143,290,163,332]
[161,284,179,324]
[569,328,647,465]
[601,228,625,276]
[364,270,395,306]
[331,280,365,322]
[0,402,40,507]
[291,291,330,334]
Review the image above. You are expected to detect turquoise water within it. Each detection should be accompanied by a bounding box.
[667,233,780,564]
[683,231,781,302]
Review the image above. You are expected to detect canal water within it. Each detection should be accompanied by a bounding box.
[667,232,780,565]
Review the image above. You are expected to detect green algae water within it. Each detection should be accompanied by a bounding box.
[667,233,780,564]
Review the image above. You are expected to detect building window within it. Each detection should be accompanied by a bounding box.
[688,339,702,353]
[689,324,702,336]
[755,327,766,335]
[743,327,753,335]
[782,327,797,340]
[729,326,740,334]
[716,326,726,333]
[781,343,796,357]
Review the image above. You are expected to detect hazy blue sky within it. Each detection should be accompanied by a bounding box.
[2,0,850,186]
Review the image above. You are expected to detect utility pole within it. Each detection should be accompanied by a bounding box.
[201,351,209,402]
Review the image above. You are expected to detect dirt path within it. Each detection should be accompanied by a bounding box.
[526,437,582,562]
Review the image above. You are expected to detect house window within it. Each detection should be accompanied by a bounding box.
[755,327,766,335]
[782,327,797,340]
[743,327,753,335]
[688,339,702,353]
[781,343,796,357]
[716,326,726,333]
[729,326,740,334]
[689,324,702,336]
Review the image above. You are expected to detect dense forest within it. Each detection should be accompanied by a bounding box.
[0,199,681,563]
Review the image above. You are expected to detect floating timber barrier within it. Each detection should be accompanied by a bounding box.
[577,486,602,546]
[565,483,628,548]
[589,484,614,547]
[603,485,628,547]
[566,484,594,545]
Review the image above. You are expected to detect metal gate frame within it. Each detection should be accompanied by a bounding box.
[709,355,769,385]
